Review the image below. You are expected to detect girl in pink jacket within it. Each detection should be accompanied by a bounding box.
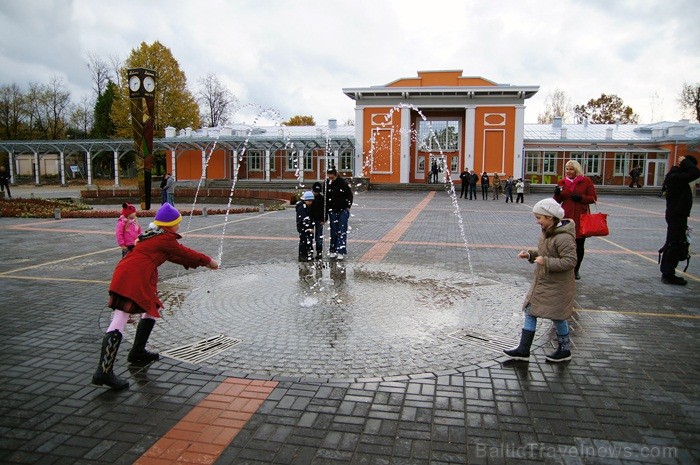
[116,203,142,258]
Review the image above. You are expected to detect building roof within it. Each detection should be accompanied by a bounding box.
[524,120,700,143]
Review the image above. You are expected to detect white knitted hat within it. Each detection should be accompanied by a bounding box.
[532,198,565,220]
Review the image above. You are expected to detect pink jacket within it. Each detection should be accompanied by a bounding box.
[116,216,142,247]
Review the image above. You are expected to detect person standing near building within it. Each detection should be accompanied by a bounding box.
[515,178,525,203]
[459,167,469,198]
[659,155,700,285]
[430,160,439,184]
[629,165,642,188]
[554,160,597,280]
[504,176,514,203]
[480,172,490,200]
[160,173,169,204]
[296,191,315,262]
[492,173,501,200]
[163,172,175,206]
[325,168,353,260]
[468,170,478,200]
[0,165,11,199]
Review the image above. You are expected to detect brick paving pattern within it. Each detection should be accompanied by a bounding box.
[0,187,698,464]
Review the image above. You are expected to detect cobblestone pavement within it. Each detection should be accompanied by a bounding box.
[0,189,698,464]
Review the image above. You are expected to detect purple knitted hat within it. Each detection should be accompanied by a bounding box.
[153,203,182,227]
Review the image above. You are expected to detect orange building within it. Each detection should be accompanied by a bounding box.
[343,70,539,183]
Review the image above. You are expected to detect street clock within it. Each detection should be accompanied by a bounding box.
[127,68,157,98]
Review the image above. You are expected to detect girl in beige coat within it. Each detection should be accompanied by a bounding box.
[504,198,577,362]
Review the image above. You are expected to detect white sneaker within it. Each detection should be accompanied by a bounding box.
[328,252,337,259]
[336,254,344,260]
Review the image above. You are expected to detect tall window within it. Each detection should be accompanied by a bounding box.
[526,151,542,173]
[543,152,557,174]
[286,151,297,171]
[303,151,312,171]
[584,153,601,175]
[614,153,627,176]
[569,152,585,166]
[340,150,353,171]
[418,120,460,151]
[269,151,275,171]
[248,150,262,171]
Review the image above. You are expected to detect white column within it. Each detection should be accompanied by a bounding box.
[464,106,476,171]
[86,151,92,185]
[400,107,410,184]
[265,149,271,181]
[113,150,119,186]
[514,105,525,178]
[354,106,364,177]
[170,149,176,176]
[34,151,39,185]
[8,151,14,184]
[201,149,207,182]
[232,150,239,180]
[333,149,340,177]
[59,151,65,186]
[297,148,304,183]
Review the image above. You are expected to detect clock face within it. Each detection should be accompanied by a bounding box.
[129,75,141,92]
[143,76,155,92]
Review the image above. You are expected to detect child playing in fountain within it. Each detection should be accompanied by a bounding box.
[504,198,577,363]
[296,191,315,262]
[93,203,219,390]
[115,203,142,258]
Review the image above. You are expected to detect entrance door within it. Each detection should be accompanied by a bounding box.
[645,160,667,187]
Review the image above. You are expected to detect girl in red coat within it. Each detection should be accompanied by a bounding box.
[553,160,598,280]
[93,203,219,390]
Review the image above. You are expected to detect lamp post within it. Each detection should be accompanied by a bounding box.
[128,67,157,210]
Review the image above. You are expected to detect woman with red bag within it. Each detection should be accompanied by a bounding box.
[554,160,598,280]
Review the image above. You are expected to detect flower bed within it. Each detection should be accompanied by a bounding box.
[0,198,259,218]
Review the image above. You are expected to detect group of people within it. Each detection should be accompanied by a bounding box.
[459,169,525,203]
[92,154,698,390]
[296,168,353,262]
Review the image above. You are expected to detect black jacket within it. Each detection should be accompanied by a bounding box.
[664,159,700,219]
[481,174,490,187]
[296,201,312,233]
[309,194,328,222]
[469,173,478,186]
[325,176,353,212]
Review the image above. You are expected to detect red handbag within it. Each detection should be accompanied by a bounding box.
[579,204,609,237]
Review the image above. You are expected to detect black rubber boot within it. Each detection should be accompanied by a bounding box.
[503,329,535,361]
[546,333,572,362]
[92,330,129,390]
[128,318,160,366]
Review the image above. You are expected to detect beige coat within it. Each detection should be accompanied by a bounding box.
[522,220,577,320]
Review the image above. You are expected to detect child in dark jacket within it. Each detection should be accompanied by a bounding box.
[296,191,315,261]
[310,182,328,259]
[93,203,219,390]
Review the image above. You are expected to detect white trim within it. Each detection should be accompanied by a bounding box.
[400,107,410,183]
[354,107,364,177]
[514,105,524,178]
[464,106,475,170]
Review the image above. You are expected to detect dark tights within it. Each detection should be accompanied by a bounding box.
[575,237,586,273]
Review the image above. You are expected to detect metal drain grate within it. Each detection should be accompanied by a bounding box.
[447,330,516,354]
[161,335,241,364]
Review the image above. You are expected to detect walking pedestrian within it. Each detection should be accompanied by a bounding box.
[310,182,327,259]
[504,176,514,203]
[296,191,315,262]
[492,173,501,200]
[468,170,478,200]
[459,167,469,198]
[115,203,142,258]
[0,166,11,198]
[659,155,700,285]
[92,203,219,390]
[629,165,643,188]
[325,168,353,260]
[160,174,169,204]
[430,160,439,184]
[504,198,577,363]
[481,172,490,200]
[554,160,598,280]
[163,172,175,206]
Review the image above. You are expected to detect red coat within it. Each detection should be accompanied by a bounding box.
[554,176,598,239]
[109,230,212,317]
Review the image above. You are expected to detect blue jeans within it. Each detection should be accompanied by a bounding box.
[314,221,324,254]
[329,209,350,255]
[524,313,569,336]
[161,190,168,204]
[167,193,174,206]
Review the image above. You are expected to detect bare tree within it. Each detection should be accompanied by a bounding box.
[678,82,700,123]
[0,83,25,139]
[86,52,112,98]
[537,89,573,124]
[108,53,123,88]
[25,77,72,139]
[68,95,94,138]
[197,73,238,127]
[649,92,664,123]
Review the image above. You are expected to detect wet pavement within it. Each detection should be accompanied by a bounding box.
[0,189,698,464]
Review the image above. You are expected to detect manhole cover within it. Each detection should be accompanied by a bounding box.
[161,335,241,364]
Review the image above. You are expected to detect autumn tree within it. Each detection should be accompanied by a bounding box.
[110,41,200,138]
[197,73,238,127]
[678,82,700,123]
[282,115,315,126]
[537,89,573,124]
[574,93,639,124]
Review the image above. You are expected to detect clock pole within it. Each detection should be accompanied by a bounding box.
[127,68,157,210]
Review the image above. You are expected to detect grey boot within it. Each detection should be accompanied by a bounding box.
[503,329,536,361]
[545,333,572,362]
[92,330,129,390]
[128,318,159,366]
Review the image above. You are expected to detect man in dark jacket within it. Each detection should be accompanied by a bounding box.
[660,154,700,285]
[0,166,11,198]
[325,169,353,260]
[296,191,315,262]
[310,182,328,259]
[468,170,478,200]
[459,168,469,198]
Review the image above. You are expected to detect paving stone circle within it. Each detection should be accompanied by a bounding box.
[114,261,535,380]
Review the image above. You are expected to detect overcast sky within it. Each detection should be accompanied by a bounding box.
[1,0,698,127]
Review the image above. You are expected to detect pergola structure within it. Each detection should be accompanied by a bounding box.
[0,123,357,186]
